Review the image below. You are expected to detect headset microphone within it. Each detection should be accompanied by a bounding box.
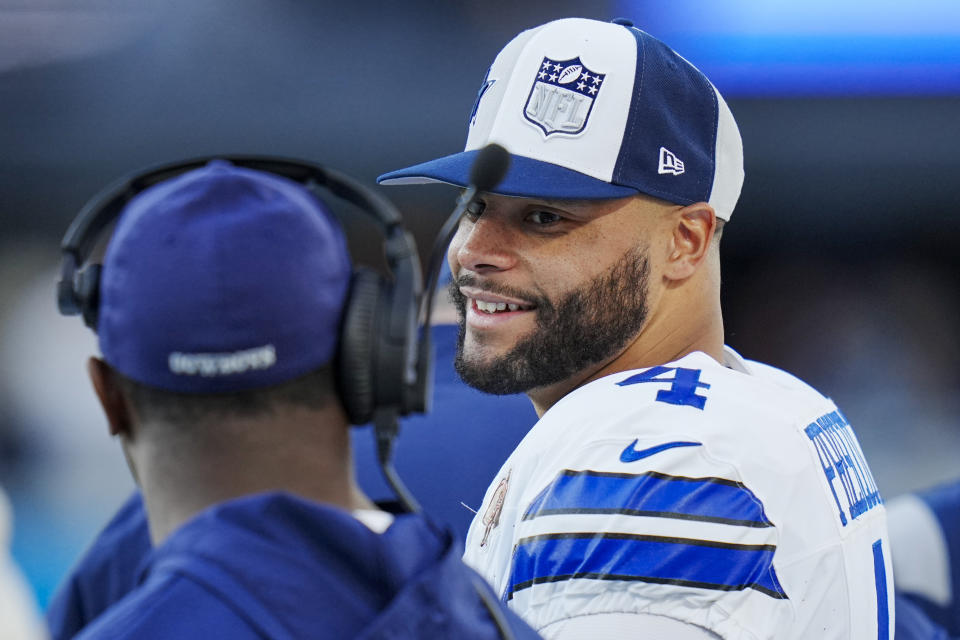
[399,143,515,640]
[375,144,511,514]
[412,144,511,399]
[469,144,513,192]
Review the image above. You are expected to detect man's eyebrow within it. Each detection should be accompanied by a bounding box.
[530,198,579,207]
[479,194,591,208]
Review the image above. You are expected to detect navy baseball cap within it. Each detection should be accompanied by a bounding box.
[97,160,352,393]
[378,17,744,220]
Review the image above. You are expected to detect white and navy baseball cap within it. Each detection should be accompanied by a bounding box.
[98,161,352,393]
[378,17,744,220]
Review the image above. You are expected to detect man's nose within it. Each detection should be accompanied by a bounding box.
[451,215,517,274]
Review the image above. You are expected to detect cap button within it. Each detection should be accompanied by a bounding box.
[611,17,634,27]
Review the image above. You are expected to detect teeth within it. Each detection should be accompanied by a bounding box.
[475,299,524,314]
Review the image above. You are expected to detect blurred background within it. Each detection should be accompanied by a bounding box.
[1,0,958,609]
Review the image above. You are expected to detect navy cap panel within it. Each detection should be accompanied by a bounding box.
[98,162,351,393]
[612,28,718,207]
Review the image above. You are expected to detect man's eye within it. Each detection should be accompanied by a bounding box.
[528,210,562,225]
[464,200,486,221]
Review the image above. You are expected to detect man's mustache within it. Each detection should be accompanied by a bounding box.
[449,274,552,313]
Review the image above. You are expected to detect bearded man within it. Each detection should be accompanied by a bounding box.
[379,17,893,640]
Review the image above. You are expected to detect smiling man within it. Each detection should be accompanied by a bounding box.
[380,17,893,640]
[448,193,703,416]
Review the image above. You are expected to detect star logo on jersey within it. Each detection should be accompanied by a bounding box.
[524,56,605,136]
[480,469,511,547]
[620,440,701,463]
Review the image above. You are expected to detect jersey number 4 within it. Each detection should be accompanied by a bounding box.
[616,366,710,410]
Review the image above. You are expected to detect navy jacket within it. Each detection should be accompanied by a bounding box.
[69,492,537,639]
[47,491,151,636]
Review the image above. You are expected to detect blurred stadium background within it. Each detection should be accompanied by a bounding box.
[1,0,958,608]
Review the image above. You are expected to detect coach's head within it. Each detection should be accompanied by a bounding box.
[379,18,743,415]
[85,161,366,543]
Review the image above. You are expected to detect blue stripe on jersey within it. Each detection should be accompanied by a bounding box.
[873,539,890,640]
[522,470,774,528]
[505,532,787,601]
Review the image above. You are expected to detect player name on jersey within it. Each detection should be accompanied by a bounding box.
[805,410,881,527]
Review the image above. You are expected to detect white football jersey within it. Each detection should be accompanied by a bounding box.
[463,348,894,639]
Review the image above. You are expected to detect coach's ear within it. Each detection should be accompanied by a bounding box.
[663,202,717,282]
[88,357,133,437]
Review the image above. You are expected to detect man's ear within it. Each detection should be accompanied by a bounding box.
[88,357,133,437]
[663,202,717,282]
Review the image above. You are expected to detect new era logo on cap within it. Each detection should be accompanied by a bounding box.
[658,147,685,176]
[378,18,744,221]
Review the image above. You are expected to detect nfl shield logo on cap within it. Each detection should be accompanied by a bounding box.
[525,57,605,137]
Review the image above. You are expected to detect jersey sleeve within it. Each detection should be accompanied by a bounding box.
[501,438,790,639]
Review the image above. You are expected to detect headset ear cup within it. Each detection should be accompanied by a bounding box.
[337,267,384,425]
[76,264,102,330]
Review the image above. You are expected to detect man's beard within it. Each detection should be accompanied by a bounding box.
[449,246,650,396]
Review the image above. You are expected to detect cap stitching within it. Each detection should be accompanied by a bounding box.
[706,84,720,210]
[617,28,645,187]
[613,30,697,205]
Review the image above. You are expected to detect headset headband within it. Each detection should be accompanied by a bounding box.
[57,155,426,417]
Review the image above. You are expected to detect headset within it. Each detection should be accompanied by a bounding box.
[57,155,429,510]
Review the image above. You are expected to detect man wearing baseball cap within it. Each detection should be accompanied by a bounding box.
[67,160,539,639]
[380,17,893,639]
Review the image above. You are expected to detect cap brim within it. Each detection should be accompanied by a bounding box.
[378,150,639,200]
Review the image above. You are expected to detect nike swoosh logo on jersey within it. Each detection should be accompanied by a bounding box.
[619,440,701,463]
